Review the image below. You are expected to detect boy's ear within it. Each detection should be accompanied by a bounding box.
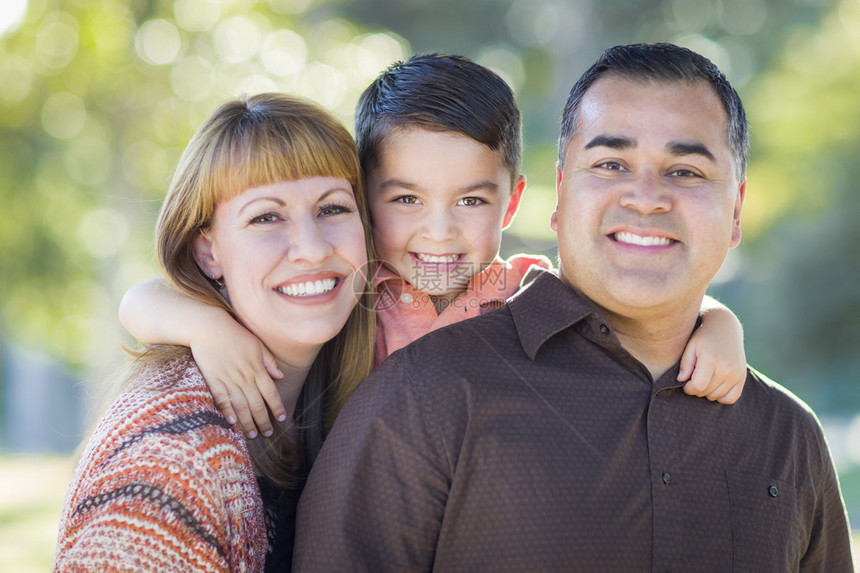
[501,174,526,230]
[192,229,222,280]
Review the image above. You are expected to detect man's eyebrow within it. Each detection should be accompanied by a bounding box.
[584,135,635,150]
[667,141,716,162]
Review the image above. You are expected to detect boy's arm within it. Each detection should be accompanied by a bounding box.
[119,279,286,437]
[678,295,746,405]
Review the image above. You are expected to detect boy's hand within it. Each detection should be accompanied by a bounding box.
[192,317,285,438]
[678,299,746,405]
[678,339,745,404]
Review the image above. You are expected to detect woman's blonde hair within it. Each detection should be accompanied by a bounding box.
[148,93,375,487]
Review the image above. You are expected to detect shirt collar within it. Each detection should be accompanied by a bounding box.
[508,268,596,360]
[509,269,688,385]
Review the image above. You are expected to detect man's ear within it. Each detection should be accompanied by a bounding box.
[730,179,746,248]
[501,174,526,230]
[550,165,563,232]
[192,229,222,280]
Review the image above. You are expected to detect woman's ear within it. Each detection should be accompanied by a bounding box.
[192,229,222,280]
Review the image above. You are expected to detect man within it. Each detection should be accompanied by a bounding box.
[294,43,853,571]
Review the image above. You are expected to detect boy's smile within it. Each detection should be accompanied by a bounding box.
[367,127,523,303]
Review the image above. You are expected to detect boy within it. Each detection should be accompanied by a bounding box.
[120,54,746,438]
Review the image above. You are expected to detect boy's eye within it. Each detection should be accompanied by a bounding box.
[394,195,420,205]
[457,197,486,207]
[320,204,353,217]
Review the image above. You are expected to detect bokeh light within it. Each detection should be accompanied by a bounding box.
[135,19,182,66]
[41,92,86,140]
[0,0,28,37]
[35,11,79,73]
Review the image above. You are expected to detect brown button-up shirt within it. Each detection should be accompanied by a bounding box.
[295,270,853,571]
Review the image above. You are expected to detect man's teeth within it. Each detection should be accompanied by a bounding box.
[614,232,672,247]
[278,278,337,296]
[416,253,460,263]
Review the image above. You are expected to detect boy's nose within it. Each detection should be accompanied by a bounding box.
[420,207,458,242]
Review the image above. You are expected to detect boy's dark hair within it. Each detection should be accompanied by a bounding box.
[355,53,522,182]
[558,43,749,180]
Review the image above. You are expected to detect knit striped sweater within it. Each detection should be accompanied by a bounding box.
[54,352,266,572]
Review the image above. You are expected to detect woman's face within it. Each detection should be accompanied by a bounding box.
[194,176,368,362]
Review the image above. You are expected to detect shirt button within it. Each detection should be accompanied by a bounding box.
[400,293,413,304]
[768,485,779,497]
[662,473,671,485]
[599,323,610,335]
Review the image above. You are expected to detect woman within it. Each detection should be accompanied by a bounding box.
[54,93,375,572]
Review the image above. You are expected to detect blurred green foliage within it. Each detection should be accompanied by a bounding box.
[0,0,409,368]
[0,0,856,407]
[711,2,860,413]
[1,0,859,561]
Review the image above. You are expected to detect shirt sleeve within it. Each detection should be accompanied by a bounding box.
[799,421,855,572]
[294,351,452,571]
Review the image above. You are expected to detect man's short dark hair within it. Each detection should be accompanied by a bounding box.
[558,43,749,180]
[355,53,522,182]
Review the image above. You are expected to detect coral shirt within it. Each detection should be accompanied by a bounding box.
[374,254,552,365]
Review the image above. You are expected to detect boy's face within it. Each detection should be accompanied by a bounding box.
[366,127,524,299]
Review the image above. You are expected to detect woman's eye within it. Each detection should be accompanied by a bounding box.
[320,204,353,216]
[249,213,280,224]
[457,197,486,207]
[395,195,419,205]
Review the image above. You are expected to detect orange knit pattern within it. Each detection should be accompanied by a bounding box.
[54,352,266,572]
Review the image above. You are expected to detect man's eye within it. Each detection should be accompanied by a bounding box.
[596,161,626,171]
[395,195,419,205]
[668,169,701,178]
[457,197,486,207]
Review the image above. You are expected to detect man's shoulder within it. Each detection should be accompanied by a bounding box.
[741,367,827,439]
[745,368,816,414]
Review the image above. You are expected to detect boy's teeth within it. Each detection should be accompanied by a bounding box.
[278,278,336,297]
[614,232,671,247]
[417,253,459,263]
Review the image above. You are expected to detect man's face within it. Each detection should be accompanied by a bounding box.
[551,75,744,321]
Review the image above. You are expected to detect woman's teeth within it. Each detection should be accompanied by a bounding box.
[277,278,337,296]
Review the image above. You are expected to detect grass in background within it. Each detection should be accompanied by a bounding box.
[0,455,73,572]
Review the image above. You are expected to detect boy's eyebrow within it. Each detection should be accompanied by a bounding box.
[377,179,500,193]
